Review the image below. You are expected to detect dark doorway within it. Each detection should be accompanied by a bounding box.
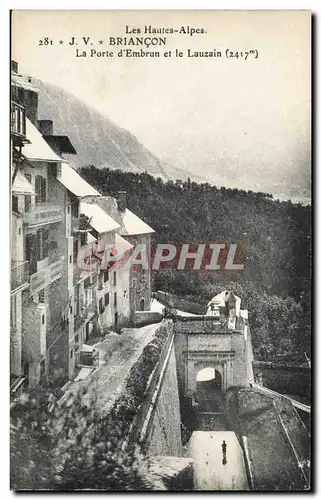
[40,359,46,385]
[139,298,145,311]
[85,322,90,342]
[25,234,37,275]
[195,368,223,412]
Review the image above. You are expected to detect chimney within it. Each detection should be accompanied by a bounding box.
[11,60,18,73]
[37,119,53,136]
[117,191,127,212]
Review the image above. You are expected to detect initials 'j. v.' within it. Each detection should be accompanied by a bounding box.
[69,37,91,46]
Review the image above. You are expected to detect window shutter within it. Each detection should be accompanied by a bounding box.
[12,196,18,212]
[41,177,47,202]
[36,230,42,261]
[43,229,49,258]
[35,176,41,204]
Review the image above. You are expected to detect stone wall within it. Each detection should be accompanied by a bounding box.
[148,457,194,491]
[147,345,182,457]
[154,291,206,315]
[174,320,250,398]
[253,362,311,400]
[134,310,164,327]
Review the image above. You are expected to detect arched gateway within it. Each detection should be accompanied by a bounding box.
[173,316,254,401]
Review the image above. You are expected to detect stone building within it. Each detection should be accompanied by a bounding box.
[10,60,155,394]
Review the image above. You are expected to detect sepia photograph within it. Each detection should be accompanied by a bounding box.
[10,9,311,491]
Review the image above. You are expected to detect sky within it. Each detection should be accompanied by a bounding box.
[12,10,311,201]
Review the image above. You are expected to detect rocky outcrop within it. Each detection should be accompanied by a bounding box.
[148,456,194,491]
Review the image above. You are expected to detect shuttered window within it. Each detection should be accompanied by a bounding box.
[43,229,49,258]
[36,229,42,261]
[24,174,32,212]
[36,228,49,261]
[35,175,47,203]
[12,196,18,212]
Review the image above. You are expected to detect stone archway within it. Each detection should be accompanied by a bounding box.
[186,356,234,397]
[196,367,222,391]
[194,365,224,412]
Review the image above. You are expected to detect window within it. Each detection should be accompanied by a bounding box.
[71,202,79,219]
[11,296,17,330]
[99,298,104,314]
[25,234,37,275]
[104,270,109,283]
[113,272,117,287]
[39,290,45,303]
[24,174,32,213]
[104,293,109,307]
[41,314,45,325]
[40,360,46,382]
[24,194,31,212]
[70,349,73,359]
[36,228,49,261]
[114,292,117,308]
[73,239,78,264]
[12,195,18,212]
[48,163,57,178]
[35,175,47,204]
[80,232,87,246]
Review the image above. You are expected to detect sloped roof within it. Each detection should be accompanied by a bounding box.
[97,196,154,236]
[207,291,241,317]
[43,135,77,155]
[12,170,34,195]
[87,233,97,244]
[80,202,120,234]
[11,73,39,92]
[23,117,62,162]
[58,162,101,198]
[115,233,134,252]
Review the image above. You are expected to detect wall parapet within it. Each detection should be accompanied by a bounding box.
[174,317,243,335]
[129,325,175,449]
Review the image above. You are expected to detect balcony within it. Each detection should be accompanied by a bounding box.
[11,101,26,139]
[30,257,65,295]
[24,202,64,227]
[11,260,29,292]
[74,300,97,332]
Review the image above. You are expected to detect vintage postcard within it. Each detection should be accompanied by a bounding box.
[10,10,311,491]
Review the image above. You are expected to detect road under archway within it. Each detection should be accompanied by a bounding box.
[186,430,249,491]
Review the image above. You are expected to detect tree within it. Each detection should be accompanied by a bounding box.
[11,387,164,491]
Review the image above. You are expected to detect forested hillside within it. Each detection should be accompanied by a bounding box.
[80,166,312,365]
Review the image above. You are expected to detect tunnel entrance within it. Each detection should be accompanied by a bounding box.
[195,367,224,413]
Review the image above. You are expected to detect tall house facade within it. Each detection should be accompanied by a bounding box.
[11,60,156,395]
[96,193,155,319]
[10,61,80,390]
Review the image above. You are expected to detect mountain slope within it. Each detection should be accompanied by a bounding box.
[35,78,206,183]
